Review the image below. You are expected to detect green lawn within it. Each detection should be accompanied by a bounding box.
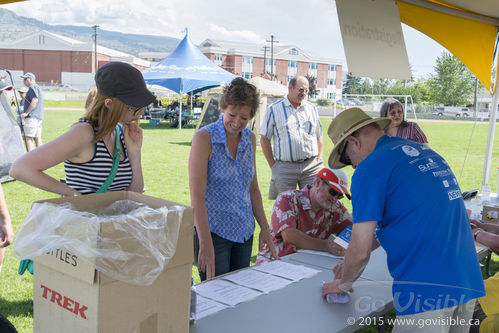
[1,110,498,332]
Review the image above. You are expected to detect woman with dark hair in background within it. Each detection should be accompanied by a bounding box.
[189,77,278,281]
[380,97,429,145]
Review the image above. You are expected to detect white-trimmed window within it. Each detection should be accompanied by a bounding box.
[243,56,253,64]
[214,54,222,66]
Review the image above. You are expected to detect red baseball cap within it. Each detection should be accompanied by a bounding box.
[317,167,351,200]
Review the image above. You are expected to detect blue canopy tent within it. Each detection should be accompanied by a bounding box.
[142,31,237,128]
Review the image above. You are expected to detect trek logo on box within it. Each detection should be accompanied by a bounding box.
[40,284,88,319]
[334,225,352,249]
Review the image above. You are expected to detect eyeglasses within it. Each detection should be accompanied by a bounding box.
[298,88,308,94]
[388,110,403,116]
[322,180,344,199]
[339,141,351,165]
[128,106,143,116]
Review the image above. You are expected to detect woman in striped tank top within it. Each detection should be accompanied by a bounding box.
[10,62,155,196]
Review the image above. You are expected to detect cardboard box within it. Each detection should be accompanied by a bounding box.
[32,191,193,333]
[482,204,499,224]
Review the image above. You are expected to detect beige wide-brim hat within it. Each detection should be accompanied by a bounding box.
[328,107,392,169]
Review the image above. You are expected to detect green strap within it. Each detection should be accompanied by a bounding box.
[96,125,122,194]
[18,126,123,276]
[19,126,123,276]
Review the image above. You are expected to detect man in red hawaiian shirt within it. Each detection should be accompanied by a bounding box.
[256,167,352,263]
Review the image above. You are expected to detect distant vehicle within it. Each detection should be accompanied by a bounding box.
[348,98,364,106]
[433,106,471,117]
[336,99,355,106]
[54,83,78,92]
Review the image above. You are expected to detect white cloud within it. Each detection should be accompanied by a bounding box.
[208,24,265,44]
[3,0,444,77]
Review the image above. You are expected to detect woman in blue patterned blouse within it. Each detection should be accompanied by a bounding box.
[189,78,279,281]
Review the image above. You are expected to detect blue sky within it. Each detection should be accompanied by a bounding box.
[4,0,446,78]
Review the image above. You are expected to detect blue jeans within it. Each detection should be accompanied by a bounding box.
[194,231,253,281]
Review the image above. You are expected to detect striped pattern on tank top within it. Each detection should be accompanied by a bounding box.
[64,124,133,194]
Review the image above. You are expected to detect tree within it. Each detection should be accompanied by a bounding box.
[426,52,474,106]
[372,78,392,95]
[306,75,319,98]
[342,74,362,94]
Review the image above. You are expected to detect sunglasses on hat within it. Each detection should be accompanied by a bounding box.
[322,180,344,200]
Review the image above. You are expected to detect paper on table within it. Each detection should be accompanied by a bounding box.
[195,279,262,306]
[195,295,229,320]
[297,249,344,259]
[251,260,320,281]
[475,242,488,254]
[221,268,293,293]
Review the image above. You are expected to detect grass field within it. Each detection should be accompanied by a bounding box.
[1,109,498,332]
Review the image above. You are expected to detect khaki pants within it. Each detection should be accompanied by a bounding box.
[392,299,476,333]
[268,156,323,200]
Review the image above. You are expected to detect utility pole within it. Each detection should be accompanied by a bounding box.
[262,46,270,76]
[92,25,99,73]
[266,35,279,80]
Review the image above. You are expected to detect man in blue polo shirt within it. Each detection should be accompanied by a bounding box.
[19,72,44,151]
[322,108,484,332]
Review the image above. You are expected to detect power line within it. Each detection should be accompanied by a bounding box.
[266,35,279,80]
[92,25,99,74]
[261,46,270,76]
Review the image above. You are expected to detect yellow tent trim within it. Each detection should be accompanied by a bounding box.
[399,1,498,93]
[0,0,25,3]
[428,1,499,21]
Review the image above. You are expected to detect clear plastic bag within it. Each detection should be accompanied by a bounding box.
[13,200,185,285]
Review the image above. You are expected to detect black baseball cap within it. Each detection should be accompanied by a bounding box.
[95,62,155,108]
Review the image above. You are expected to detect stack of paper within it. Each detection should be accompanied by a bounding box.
[251,260,320,281]
[221,268,293,293]
[195,296,229,320]
[194,260,320,320]
[195,279,262,307]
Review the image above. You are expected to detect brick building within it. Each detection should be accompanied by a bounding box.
[199,39,342,100]
[0,30,150,91]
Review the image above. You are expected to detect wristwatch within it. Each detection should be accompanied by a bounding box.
[474,229,482,240]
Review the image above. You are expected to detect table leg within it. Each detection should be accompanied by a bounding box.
[485,253,492,277]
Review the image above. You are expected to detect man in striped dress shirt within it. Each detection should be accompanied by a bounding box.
[259,75,324,200]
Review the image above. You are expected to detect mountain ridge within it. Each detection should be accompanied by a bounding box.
[0,8,180,56]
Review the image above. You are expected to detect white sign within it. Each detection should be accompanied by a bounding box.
[336,0,412,79]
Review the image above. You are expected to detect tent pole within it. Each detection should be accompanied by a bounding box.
[482,87,499,186]
[179,81,183,130]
